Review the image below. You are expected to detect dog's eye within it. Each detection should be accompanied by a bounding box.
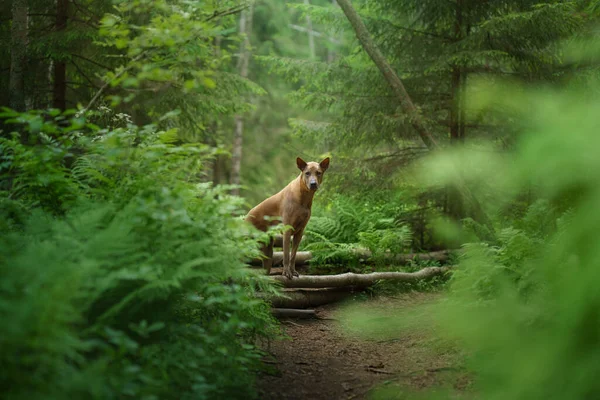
[305,172,310,176]
[317,171,322,176]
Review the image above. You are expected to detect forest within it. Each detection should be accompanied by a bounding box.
[2,0,600,399]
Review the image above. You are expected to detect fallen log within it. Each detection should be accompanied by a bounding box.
[267,287,357,308]
[272,267,451,289]
[271,308,317,319]
[250,250,454,267]
[250,251,312,267]
[268,265,309,275]
[273,235,303,248]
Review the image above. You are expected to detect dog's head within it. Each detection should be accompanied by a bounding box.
[297,157,330,191]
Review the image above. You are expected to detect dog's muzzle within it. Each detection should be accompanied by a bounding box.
[310,182,318,190]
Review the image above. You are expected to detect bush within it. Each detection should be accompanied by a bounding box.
[0,108,278,400]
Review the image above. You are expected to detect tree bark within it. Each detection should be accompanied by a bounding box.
[448,0,465,219]
[53,0,68,110]
[327,0,337,63]
[272,267,451,289]
[459,72,467,140]
[9,0,29,113]
[304,0,316,59]
[450,67,461,142]
[271,308,317,318]
[266,287,356,308]
[230,4,254,195]
[335,0,495,236]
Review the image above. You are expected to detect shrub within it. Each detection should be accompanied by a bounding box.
[0,108,278,400]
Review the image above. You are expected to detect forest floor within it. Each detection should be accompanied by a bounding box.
[257,292,472,400]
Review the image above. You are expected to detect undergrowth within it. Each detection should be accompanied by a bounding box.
[341,73,600,399]
[0,108,279,400]
[303,195,413,268]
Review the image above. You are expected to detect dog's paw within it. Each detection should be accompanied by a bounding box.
[282,268,294,279]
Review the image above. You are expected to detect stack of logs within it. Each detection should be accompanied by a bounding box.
[251,236,454,318]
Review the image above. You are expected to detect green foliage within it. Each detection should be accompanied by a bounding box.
[95,0,265,141]
[434,81,600,400]
[344,58,600,398]
[0,109,278,400]
[260,0,589,225]
[303,195,412,266]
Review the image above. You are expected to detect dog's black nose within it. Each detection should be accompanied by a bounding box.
[310,182,318,190]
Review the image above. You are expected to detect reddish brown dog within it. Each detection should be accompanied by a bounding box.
[246,157,330,279]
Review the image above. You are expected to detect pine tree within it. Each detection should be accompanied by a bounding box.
[261,0,585,215]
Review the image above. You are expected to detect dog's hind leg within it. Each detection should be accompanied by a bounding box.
[289,228,304,277]
[261,237,274,275]
[282,230,293,279]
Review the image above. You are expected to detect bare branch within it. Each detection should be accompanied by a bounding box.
[289,24,342,44]
[79,51,147,114]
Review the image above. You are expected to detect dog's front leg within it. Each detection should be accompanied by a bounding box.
[289,228,304,277]
[282,229,294,279]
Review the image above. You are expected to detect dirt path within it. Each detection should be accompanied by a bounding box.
[257,293,470,400]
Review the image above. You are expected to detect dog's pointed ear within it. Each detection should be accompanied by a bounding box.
[319,157,330,171]
[296,157,308,171]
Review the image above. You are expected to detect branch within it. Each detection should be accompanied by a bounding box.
[79,51,147,114]
[205,4,249,22]
[289,24,342,45]
[71,60,100,89]
[71,53,112,70]
[363,147,428,161]
[386,22,452,40]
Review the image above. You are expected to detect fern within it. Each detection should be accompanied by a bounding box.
[0,108,279,400]
[303,195,413,266]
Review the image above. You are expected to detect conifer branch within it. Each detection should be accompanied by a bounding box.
[335,0,496,236]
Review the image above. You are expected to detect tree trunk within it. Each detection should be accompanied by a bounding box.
[327,0,337,63]
[272,267,451,289]
[450,67,461,142]
[335,0,495,236]
[271,308,317,318]
[230,116,244,194]
[448,67,464,218]
[209,37,223,185]
[265,287,356,308]
[230,4,254,195]
[448,0,465,219]
[304,0,316,59]
[459,72,467,140]
[335,0,437,149]
[9,0,29,113]
[53,0,68,110]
